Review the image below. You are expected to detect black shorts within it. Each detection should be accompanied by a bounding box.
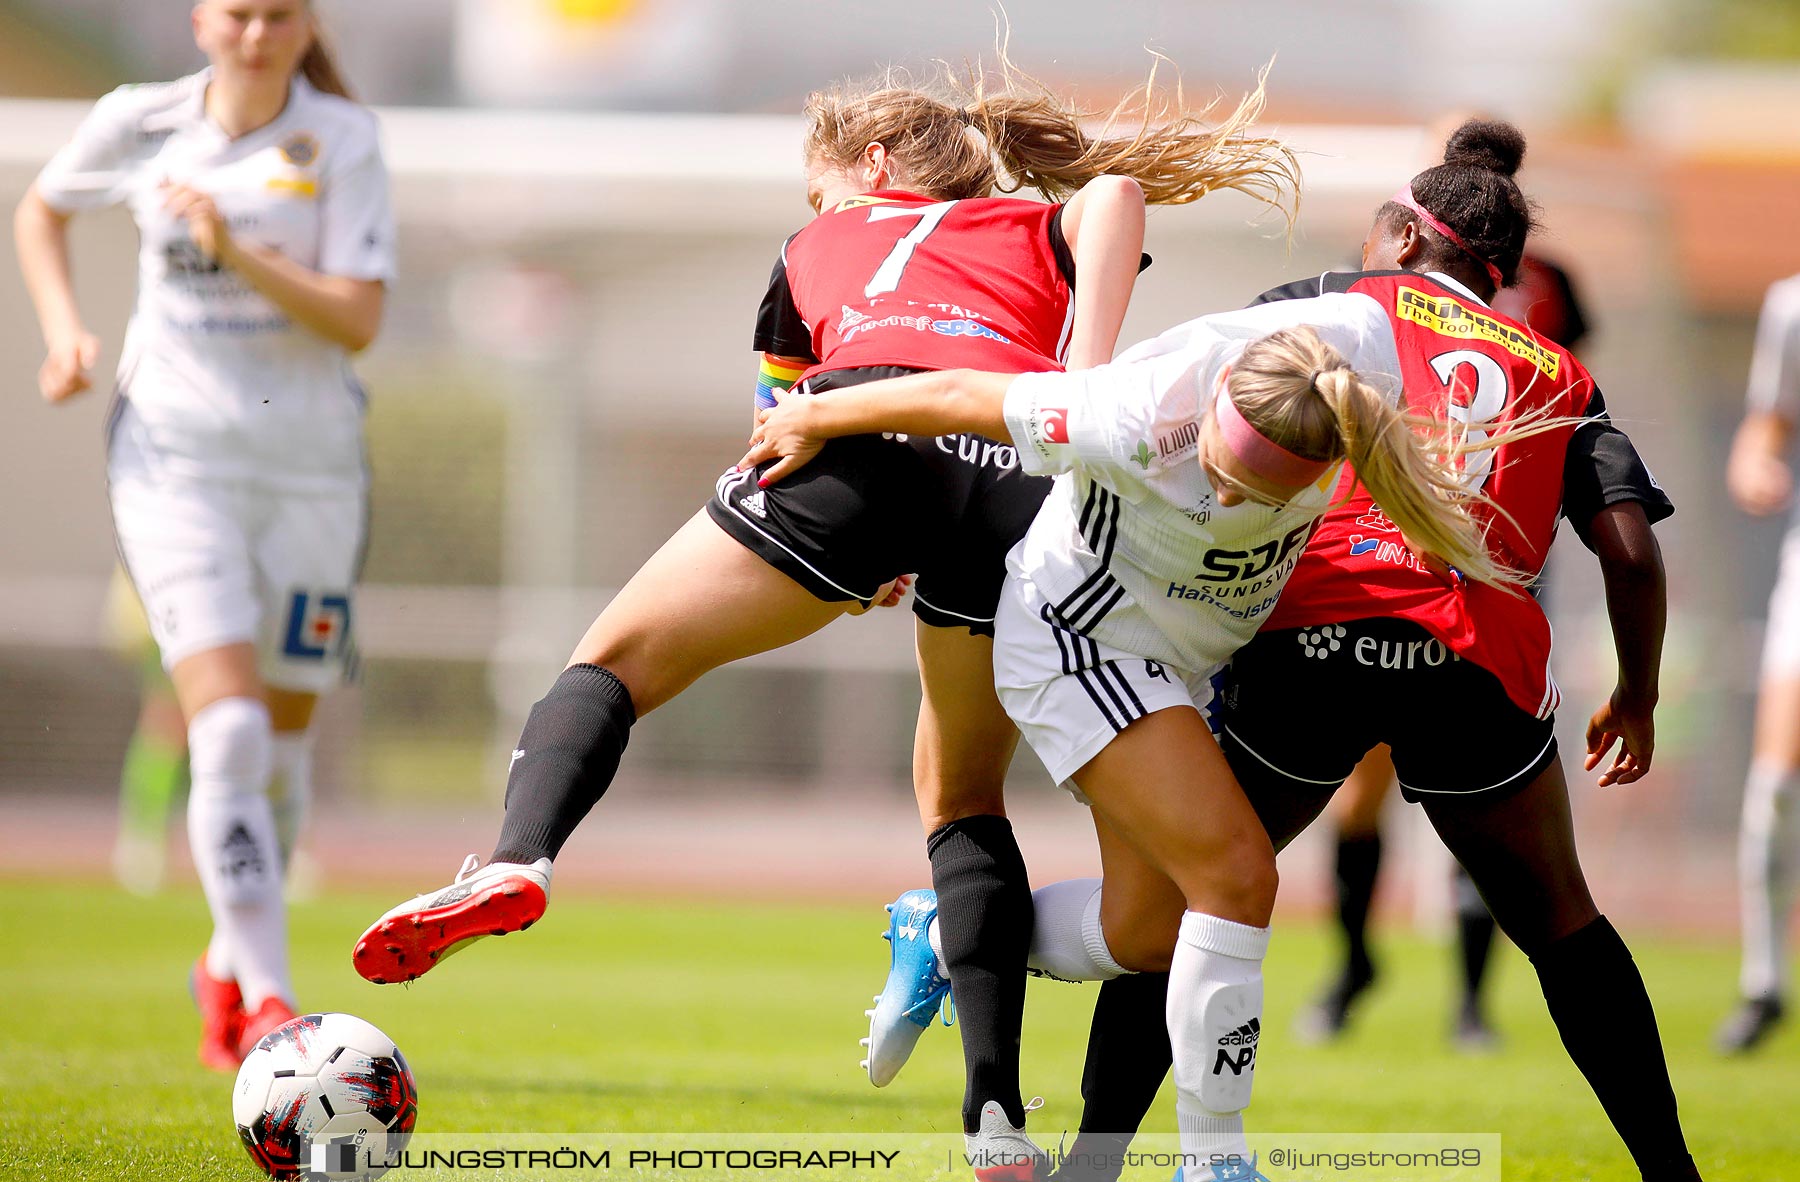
[1218,617,1557,802]
[707,367,1052,636]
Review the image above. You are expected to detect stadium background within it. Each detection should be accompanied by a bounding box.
[2,0,1799,964]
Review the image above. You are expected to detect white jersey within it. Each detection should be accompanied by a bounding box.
[1001,293,1403,674]
[1748,274,1800,420]
[36,70,395,487]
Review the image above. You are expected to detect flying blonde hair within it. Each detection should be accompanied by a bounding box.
[1226,326,1571,589]
[803,53,1298,218]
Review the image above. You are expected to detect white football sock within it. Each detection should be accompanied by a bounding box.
[204,930,234,982]
[186,697,290,1009]
[269,730,313,873]
[1168,911,1269,1171]
[1027,877,1126,981]
[1739,760,1800,999]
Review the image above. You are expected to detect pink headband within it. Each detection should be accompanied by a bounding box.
[1391,186,1505,290]
[1213,385,1334,487]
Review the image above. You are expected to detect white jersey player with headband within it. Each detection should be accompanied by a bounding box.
[739,284,1520,1173]
[16,0,393,1075]
[1721,271,1800,1052]
[995,293,1402,781]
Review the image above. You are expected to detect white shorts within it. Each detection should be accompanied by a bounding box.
[1765,518,1800,680]
[993,574,1221,801]
[108,427,365,694]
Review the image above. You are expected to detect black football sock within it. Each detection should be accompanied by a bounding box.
[1335,830,1382,983]
[490,664,635,865]
[1453,864,1498,1013]
[1531,916,1699,1182]
[927,815,1032,1135]
[1063,972,1173,1182]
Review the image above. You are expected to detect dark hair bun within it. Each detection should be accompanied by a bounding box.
[1442,119,1525,177]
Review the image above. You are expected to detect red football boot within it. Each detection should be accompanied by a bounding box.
[191,955,246,1072]
[238,996,300,1058]
[353,854,551,984]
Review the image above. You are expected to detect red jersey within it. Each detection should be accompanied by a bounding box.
[753,190,1075,383]
[1258,271,1668,718]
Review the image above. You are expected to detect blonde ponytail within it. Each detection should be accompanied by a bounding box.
[1227,327,1575,590]
[1310,369,1510,587]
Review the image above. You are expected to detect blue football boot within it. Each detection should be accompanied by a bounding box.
[1172,1154,1271,1182]
[860,888,953,1086]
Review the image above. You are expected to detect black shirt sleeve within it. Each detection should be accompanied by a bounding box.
[1562,387,1675,549]
[752,237,817,360]
[1047,205,1151,289]
[1248,270,1374,306]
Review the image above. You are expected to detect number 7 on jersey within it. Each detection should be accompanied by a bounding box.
[863,202,955,298]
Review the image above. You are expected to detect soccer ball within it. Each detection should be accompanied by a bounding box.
[232,1013,418,1180]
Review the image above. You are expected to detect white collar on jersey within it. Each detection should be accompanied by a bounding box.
[1423,270,1488,307]
[149,66,314,140]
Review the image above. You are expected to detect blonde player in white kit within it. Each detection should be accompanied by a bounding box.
[742,298,1540,1177]
[15,0,393,1070]
[1720,271,1800,1052]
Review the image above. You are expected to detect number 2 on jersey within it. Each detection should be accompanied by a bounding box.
[1429,348,1508,493]
[863,202,955,298]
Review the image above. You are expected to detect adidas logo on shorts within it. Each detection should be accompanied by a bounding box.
[1297,625,1347,660]
[739,490,768,519]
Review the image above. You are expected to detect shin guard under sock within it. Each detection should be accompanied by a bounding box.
[1067,971,1174,1181]
[492,664,635,865]
[927,815,1033,1135]
[1531,916,1697,1181]
[186,697,287,1008]
[1169,912,1269,1166]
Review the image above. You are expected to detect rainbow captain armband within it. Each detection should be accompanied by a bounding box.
[755,355,808,411]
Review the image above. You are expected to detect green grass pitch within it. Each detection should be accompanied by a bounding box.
[2,880,1793,1180]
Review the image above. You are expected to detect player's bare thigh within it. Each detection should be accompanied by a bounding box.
[1419,757,1598,953]
[912,620,1019,832]
[1073,706,1278,928]
[568,509,852,716]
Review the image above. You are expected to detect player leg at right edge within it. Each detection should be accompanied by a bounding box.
[1716,593,1800,1052]
[1719,755,1798,1051]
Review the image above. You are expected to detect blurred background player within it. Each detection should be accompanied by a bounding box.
[104,566,191,896]
[14,0,394,1069]
[354,57,1296,1172]
[1299,227,1594,1051]
[1718,269,1800,1053]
